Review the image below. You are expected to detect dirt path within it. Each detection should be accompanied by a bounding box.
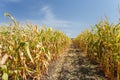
[41,44,107,80]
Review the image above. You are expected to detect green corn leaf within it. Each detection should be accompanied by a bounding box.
[1,65,7,73]
[2,73,8,80]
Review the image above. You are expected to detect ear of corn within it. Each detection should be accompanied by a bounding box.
[0,13,71,80]
[73,20,120,80]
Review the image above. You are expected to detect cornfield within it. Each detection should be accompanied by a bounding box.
[0,13,71,80]
[73,20,120,80]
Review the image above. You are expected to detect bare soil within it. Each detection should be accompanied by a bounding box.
[41,44,107,80]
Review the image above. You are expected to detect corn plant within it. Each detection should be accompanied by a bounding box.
[74,20,120,80]
[0,13,71,80]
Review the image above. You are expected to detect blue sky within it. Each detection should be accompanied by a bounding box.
[0,0,120,37]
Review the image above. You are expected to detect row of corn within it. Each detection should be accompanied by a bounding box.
[0,13,71,80]
[73,20,120,80]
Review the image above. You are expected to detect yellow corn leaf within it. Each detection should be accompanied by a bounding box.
[25,42,34,64]
[0,54,9,65]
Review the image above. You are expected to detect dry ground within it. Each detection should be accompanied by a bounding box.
[41,44,107,80]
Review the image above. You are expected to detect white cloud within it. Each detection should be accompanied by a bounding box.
[41,6,54,21]
[39,6,72,28]
[25,5,73,28]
